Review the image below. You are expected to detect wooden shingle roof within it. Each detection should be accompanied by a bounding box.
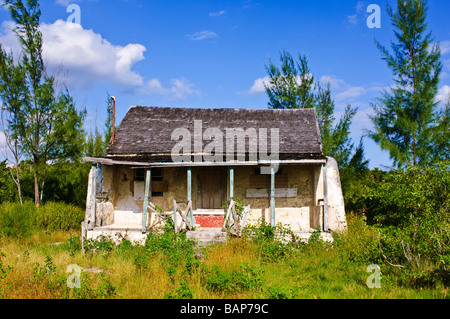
[107,106,324,162]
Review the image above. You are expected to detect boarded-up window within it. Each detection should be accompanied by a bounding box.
[134,168,167,199]
[249,168,288,189]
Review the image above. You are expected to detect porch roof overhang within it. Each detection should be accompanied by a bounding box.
[83,156,327,168]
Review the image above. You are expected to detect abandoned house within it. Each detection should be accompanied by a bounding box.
[83,106,347,244]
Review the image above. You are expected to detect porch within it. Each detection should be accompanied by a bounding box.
[83,158,344,245]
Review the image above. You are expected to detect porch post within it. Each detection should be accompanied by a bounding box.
[142,169,151,234]
[229,166,234,199]
[270,165,275,228]
[323,162,329,232]
[187,167,192,202]
[187,167,193,225]
[89,163,97,230]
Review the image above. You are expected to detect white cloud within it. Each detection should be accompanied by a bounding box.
[209,10,226,17]
[0,20,146,87]
[55,0,97,6]
[436,85,450,105]
[246,75,314,95]
[248,76,271,94]
[440,41,450,55]
[346,1,365,25]
[319,75,346,89]
[186,30,219,41]
[139,78,200,100]
[56,0,80,6]
[335,86,366,101]
[0,20,199,100]
[347,14,358,25]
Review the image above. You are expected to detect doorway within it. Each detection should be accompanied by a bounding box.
[196,167,227,209]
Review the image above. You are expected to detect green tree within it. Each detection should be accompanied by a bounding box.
[264,50,367,171]
[85,127,104,157]
[0,48,27,204]
[84,93,117,158]
[265,50,315,110]
[0,160,17,203]
[369,0,444,168]
[103,93,115,153]
[1,0,86,206]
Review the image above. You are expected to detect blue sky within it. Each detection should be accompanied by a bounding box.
[1,0,449,169]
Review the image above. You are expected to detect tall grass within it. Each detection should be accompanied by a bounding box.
[0,201,84,239]
[0,213,448,299]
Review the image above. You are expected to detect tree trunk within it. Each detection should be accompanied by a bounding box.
[9,166,23,204]
[33,163,40,207]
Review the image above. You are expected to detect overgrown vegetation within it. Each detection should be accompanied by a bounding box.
[0,214,447,299]
[0,201,84,239]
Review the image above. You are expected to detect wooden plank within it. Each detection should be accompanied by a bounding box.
[222,200,234,230]
[229,166,234,198]
[246,188,298,198]
[249,175,268,189]
[91,163,97,229]
[249,174,288,189]
[241,206,250,234]
[270,165,275,228]
[185,201,194,229]
[173,200,178,233]
[230,202,240,235]
[187,167,192,202]
[275,175,289,188]
[323,163,328,232]
[142,169,151,234]
[151,181,168,192]
[83,157,327,168]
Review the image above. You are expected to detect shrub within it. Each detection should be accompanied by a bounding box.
[0,201,37,238]
[362,162,450,286]
[144,221,198,275]
[333,213,381,264]
[35,202,85,232]
[243,219,296,261]
[0,201,84,238]
[202,263,264,294]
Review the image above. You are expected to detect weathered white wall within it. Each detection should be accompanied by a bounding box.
[325,157,347,232]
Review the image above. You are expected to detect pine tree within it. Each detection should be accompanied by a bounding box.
[1,0,86,206]
[264,50,366,170]
[265,50,315,109]
[103,93,115,153]
[369,0,443,168]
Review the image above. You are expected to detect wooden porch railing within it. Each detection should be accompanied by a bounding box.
[222,200,250,237]
[173,200,195,233]
[143,202,173,232]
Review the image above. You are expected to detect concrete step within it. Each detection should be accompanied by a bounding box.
[113,210,142,227]
[186,229,227,245]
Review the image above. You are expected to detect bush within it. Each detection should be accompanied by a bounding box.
[144,220,198,276]
[0,201,84,238]
[0,202,37,238]
[202,263,264,294]
[35,202,85,232]
[362,162,450,286]
[333,213,381,264]
[243,219,296,261]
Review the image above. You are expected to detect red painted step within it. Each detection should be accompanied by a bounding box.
[195,215,224,228]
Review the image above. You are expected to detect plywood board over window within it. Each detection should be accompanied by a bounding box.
[247,168,294,198]
[249,174,289,189]
[133,168,167,200]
